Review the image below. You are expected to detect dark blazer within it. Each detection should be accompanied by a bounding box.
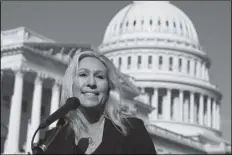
[37,117,157,154]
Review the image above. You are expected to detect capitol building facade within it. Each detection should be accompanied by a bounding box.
[1,1,231,154]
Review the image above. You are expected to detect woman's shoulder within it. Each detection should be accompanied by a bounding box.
[122,116,146,130]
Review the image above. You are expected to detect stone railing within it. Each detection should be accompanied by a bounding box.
[146,123,205,151]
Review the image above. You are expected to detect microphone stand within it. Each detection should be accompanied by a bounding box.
[31,118,68,154]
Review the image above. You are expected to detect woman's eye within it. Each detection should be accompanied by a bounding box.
[79,73,87,77]
[97,75,104,79]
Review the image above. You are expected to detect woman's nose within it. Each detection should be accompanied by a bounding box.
[87,76,96,88]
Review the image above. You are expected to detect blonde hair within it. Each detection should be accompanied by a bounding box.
[60,50,130,137]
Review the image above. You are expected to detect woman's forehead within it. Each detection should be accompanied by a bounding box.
[78,56,107,72]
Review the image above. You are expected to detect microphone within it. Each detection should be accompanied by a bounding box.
[39,97,80,129]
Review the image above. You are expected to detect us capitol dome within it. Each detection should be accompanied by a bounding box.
[99,1,231,154]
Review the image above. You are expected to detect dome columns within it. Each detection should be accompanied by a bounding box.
[143,85,220,130]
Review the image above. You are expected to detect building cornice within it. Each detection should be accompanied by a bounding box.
[99,38,211,67]
[1,42,93,65]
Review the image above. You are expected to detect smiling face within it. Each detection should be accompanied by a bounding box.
[73,56,109,109]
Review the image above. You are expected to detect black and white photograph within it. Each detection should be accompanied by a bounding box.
[1,1,231,154]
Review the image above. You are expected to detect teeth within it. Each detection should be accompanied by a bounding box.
[85,93,97,96]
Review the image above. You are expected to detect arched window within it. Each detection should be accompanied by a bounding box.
[169,57,173,71]
[148,56,152,69]
[138,56,141,69]
[178,58,182,72]
[158,56,163,70]
[127,56,131,69]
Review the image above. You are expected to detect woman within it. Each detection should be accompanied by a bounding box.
[38,50,157,154]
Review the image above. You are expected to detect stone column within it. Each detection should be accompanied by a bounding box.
[184,98,189,122]
[199,94,204,125]
[25,74,44,153]
[207,96,212,127]
[217,103,221,130]
[142,54,148,70]
[190,91,195,123]
[205,67,208,81]
[49,79,61,129]
[4,70,24,153]
[165,89,171,120]
[121,56,126,72]
[201,63,205,80]
[182,59,187,74]
[115,56,119,68]
[150,88,158,120]
[153,54,157,71]
[190,60,195,76]
[132,55,137,71]
[173,97,179,121]
[173,56,178,73]
[179,90,184,121]
[197,61,201,78]
[163,55,169,71]
[212,99,217,129]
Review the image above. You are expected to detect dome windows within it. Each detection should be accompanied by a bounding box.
[138,55,142,69]
[187,60,190,74]
[169,57,173,71]
[158,56,163,70]
[148,55,152,69]
[178,58,182,72]
[133,20,136,26]
[166,21,169,27]
[150,19,153,26]
[118,57,122,69]
[127,56,131,69]
[158,19,161,26]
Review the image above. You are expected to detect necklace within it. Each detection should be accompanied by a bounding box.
[88,137,93,144]
[87,117,105,145]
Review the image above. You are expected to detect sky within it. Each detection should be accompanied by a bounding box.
[1,1,231,143]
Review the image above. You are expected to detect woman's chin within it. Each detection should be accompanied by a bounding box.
[81,102,100,108]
